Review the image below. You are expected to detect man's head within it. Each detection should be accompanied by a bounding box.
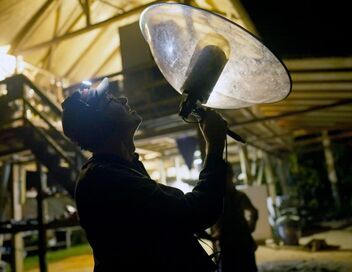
[61,78,142,152]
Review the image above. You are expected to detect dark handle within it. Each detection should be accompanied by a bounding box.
[192,107,246,144]
[227,128,246,144]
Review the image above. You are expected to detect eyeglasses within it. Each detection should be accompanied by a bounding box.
[95,95,128,112]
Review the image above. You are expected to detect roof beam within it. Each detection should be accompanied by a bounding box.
[230,99,352,129]
[64,27,108,77]
[17,1,161,53]
[294,131,352,147]
[284,57,352,71]
[78,0,91,26]
[10,0,55,54]
[291,71,352,82]
[45,1,62,70]
[91,47,120,77]
[240,108,292,149]
[99,0,124,12]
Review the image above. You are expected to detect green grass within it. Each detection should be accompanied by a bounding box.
[23,244,92,271]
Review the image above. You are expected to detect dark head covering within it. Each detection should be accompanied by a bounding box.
[61,78,112,150]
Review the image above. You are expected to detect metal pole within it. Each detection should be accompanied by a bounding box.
[36,164,48,272]
[322,131,341,210]
[0,163,11,263]
[10,164,24,272]
[239,145,253,185]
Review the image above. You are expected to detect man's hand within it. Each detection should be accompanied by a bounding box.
[199,110,227,157]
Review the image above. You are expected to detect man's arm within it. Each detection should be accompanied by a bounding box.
[98,153,226,233]
[99,110,228,233]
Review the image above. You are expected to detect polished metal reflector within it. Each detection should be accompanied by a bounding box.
[139,3,291,109]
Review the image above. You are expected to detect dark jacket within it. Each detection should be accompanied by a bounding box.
[75,153,226,272]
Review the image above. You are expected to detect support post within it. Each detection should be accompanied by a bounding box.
[256,159,264,185]
[0,162,11,262]
[250,148,258,180]
[263,153,277,214]
[197,127,206,161]
[175,156,181,183]
[157,159,166,185]
[322,131,341,210]
[276,159,289,196]
[36,164,48,272]
[239,144,253,185]
[10,164,24,272]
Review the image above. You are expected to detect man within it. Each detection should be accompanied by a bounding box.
[214,163,258,272]
[61,78,228,271]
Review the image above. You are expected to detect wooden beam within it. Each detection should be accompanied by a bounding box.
[78,0,91,26]
[38,1,100,67]
[290,71,352,82]
[36,164,48,272]
[18,1,161,53]
[239,145,254,185]
[99,0,124,11]
[230,99,352,129]
[10,164,24,272]
[241,108,292,150]
[263,153,277,207]
[284,57,352,71]
[295,130,352,147]
[64,27,109,77]
[322,131,341,210]
[10,0,55,54]
[45,1,62,70]
[292,82,352,91]
[288,93,352,99]
[92,47,120,77]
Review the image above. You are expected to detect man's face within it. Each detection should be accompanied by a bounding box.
[99,94,142,133]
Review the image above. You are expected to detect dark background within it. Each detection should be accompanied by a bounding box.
[240,0,351,58]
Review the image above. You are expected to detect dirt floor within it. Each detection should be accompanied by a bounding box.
[26,227,352,272]
[25,246,352,272]
[257,246,352,272]
[258,225,352,272]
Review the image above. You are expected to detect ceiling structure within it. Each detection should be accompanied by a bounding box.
[0,0,351,170]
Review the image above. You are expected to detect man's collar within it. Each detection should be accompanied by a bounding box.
[91,152,139,164]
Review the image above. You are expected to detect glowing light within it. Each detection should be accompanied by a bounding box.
[37,104,44,112]
[0,45,11,54]
[144,152,159,160]
[166,167,176,177]
[194,158,202,165]
[82,80,92,86]
[179,165,190,180]
[190,168,199,179]
[26,88,34,98]
[0,53,16,80]
[26,109,32,119]
[66,205,77,213]
[237,172,245,180]
[16,55,25,73]
[0,85,7,96]
[151,171,161,180]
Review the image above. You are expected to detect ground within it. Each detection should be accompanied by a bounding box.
[23,226,352,272]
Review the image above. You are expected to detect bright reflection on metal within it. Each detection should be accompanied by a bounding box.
[82,80,92,86]
[140,3,291,109]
